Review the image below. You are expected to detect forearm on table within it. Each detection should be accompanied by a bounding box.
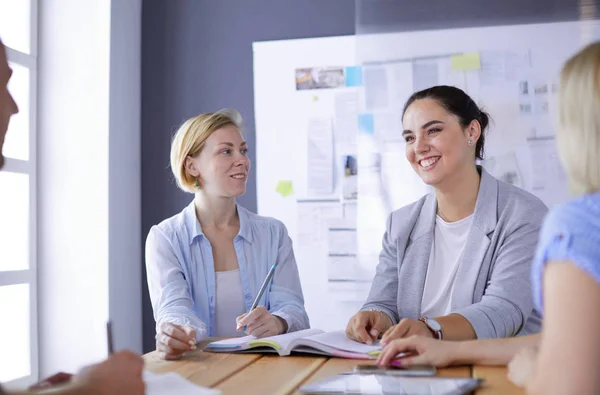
[435,313,477,341]
[453,334,541,366]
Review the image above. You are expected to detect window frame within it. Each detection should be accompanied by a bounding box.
[0,0,39,388]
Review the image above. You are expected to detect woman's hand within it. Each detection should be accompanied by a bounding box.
[507,345,538,388]
[70,350,145,395]
[236,306,287,338]
[377,335,460,368]
[155,322,197,360]
[346,310,393,345]
[380,318,433,345]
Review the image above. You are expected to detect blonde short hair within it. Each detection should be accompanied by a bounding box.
[557,42,600,195]
[170,109,241,193]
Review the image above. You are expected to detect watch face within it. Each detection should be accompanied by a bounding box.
[426,318,442,331]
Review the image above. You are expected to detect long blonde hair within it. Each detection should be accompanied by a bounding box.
[557,42,600,195]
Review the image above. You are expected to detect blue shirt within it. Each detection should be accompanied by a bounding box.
[145,201,310,341]
[532,192,600,312]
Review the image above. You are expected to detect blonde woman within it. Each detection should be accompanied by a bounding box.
[377,42,600,394]
[146,110,309,360]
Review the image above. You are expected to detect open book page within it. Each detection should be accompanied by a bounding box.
[247,328,324,353]
[206,328,323,353]
[206,335,256,349]
[294,330,382,358]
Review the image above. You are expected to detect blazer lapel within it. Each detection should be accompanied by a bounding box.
[397,193,437,319]
[451,168,498,310]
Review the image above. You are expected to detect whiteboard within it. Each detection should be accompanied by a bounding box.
[253,21,599,331]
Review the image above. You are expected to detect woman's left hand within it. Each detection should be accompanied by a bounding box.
[381,318,434,345]
[236,306,288,338]
[507,345,538,388]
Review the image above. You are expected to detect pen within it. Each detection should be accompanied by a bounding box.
[250,263,278,311]
[241,264,278,332]
[106,320,114,355]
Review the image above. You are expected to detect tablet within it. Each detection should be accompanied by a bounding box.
[354,364,436,376]
[299,373,483,395]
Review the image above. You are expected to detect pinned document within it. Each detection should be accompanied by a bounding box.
[275,180,294,197]
[451,52,481,70]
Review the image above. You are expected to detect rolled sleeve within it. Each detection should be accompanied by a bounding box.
[268,223,310,332]
[532,202,600,312]
[145,226,208,341]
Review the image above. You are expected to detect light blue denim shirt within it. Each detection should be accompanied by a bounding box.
[145,201,310,341]
[532,192,600,313]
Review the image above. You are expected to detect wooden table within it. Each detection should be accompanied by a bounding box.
[144,340,524,395]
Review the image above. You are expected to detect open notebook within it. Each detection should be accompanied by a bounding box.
[205,329,381,359]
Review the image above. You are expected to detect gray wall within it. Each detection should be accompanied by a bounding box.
[356,0,581,33]
[141,0,355,352]
[141,0,586,352]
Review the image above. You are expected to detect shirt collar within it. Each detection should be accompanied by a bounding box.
[184,200,254,245]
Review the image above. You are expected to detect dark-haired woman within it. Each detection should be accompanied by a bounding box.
[346,85,547,345]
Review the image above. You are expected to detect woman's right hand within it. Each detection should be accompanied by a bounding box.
[346,310,392,345]
[376,336,460,368]
[155,322,197,360]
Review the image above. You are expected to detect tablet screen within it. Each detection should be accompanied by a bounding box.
[299,373,483,395]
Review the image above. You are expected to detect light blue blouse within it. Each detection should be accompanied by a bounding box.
[532,192,600,312]
[145,201,310,341]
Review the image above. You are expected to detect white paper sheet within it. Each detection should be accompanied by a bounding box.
[364,67,389,110]
[328,254,362,282]
[412,60,438,92]
[144,371,222,395]
[328,228,357,255]
[303,330,381,354]
[481,152,523,188]
[334,92,359,149]
[480,50,530,85]
[528,137,567,191]
[296,200,344,253]
[307,118,334,195]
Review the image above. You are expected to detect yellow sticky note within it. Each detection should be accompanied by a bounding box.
[451,53,481,71]
[275,180,293,197]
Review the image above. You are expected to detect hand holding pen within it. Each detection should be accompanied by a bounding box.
[236,264,288,337]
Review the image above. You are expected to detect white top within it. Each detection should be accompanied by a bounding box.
[213,269,246,337]
[420,214,473,318]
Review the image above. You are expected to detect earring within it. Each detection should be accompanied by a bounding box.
[468,140,473,146]
[194,177,200,189]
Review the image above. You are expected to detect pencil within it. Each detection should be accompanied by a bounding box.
[106,320,114,355]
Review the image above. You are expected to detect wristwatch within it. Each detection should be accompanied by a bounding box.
[418,317,443,340]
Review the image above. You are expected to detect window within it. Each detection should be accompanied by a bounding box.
[0,0,38,387]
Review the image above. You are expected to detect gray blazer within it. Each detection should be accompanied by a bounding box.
[362,168,547,339]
